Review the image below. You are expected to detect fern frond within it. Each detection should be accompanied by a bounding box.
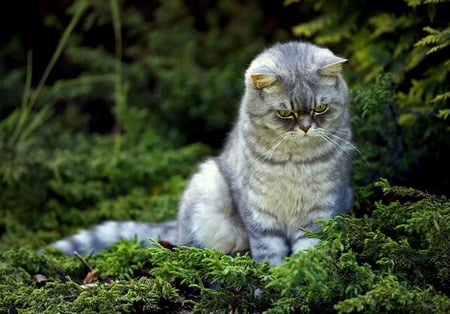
[424,0,450,4]
[415,26,450,54]
[404,0,423,7]
[427,42,450,54]
[315,13,357,44]
[292,13,339,37]
[283,0,301,5]
[437,108,450,120]
[405,0,450,7]
[433,92,450,104]
[369,13,397,38]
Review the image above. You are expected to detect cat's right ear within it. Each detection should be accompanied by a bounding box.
[318,57,347,77]
[250,74,279,89]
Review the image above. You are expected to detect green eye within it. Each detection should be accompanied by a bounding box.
[277,109,293,118]
[313,104,328,113]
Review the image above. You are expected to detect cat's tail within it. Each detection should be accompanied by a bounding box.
[48,220,178,255]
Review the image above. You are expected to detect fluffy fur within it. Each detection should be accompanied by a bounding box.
[50,41,353,266]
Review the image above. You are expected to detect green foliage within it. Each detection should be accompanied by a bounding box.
[334,275,442,313]
[0,247,177,313]
[149,243,272,312]
[349,73,401,187]
[0,124,210,247]
[1,182,449,312]
[32,0,276,146]
[266,180,450,313]
[95,240,150,280]
[0,68,211,243]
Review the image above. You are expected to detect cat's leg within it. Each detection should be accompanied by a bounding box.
[291,187,353,253]
[241,202,291,265]
[290,231,320,253]
[178,158,249,255]
[289,219,322,253]
[248,230,290,266]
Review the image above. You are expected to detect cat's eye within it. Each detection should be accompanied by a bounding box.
[276,109,294,118]
[313,104,329,114]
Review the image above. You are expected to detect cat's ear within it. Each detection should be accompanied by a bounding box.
[318,57,347,77]
[250,74,279,89]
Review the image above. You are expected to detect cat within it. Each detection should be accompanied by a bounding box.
[49,41,353,266]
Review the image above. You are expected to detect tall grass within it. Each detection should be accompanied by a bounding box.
[110,0,125,153]
[9,2,88,147]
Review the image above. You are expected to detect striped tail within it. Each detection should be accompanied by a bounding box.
[49,220,178,255]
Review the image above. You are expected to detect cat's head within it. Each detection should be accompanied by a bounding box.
[243,41,349,141]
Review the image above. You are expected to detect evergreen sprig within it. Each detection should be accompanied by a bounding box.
[2,181,448,312]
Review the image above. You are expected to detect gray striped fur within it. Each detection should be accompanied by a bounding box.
[49,42,353,265]
[50,221,178,255]
[178,41,353,265]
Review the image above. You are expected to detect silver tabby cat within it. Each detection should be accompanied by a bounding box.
[50,41,353,266]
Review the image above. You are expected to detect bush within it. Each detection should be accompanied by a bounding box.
[1,181,449,313]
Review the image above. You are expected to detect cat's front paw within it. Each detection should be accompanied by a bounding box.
[292,237,319,253]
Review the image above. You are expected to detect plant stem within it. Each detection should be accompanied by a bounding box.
[110,0,124,154]
[11,1,88,145]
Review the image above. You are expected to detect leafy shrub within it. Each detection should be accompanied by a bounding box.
[1,181,449,313]
[267,180,450,313]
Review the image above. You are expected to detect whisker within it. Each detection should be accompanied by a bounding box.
[327,133,367,162]
[316,129,368,164]
[258,133,289,162]
[248,132,291,186]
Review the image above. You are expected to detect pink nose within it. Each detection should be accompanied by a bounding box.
[299,125,310,133]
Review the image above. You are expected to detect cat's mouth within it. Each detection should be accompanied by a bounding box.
[282,128,330,148]
[287,127,318,138]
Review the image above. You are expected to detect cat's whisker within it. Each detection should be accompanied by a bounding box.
[316,129,368,164]
[319,133,353,156]
[326,132,367,164]
[258,133,289,162]
[248,132,291,187]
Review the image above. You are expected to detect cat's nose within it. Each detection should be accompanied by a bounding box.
[297,116,312,133]
[299,125,311,133]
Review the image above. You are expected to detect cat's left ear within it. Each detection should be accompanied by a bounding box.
[318,57,347,77]
[250,74,279,89]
